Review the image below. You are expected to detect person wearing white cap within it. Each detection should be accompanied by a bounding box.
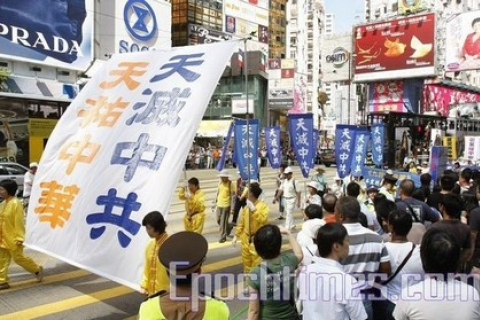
[297,204,325,265]
[273,166,301,231]
[330,174,343,198]
[303,181,322,210]
[23,162,38,214]
[214,169,236,243]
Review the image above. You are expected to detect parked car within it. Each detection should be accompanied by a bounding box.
[0,162,29,196]
[319,149,336,167]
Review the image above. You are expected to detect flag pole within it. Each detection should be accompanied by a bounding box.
[244,37,250,187]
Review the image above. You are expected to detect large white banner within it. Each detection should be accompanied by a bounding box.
[25,41,236,289]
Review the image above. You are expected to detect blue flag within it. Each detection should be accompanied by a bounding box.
[265,126,282,169]
[371,124,385,166]
[234,119,259,180]
[216,121,234,171]
[311,129,319,169]
[289,113,314,178]
[350,130,370,177]
[335,125,357,179]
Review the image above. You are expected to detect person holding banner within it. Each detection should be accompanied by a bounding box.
[0,179,43,290]
[274,167,301,231]
[138,232,230,319]
[178,178,206,234]
[140,211,169,297]
[214,169,236,243]
[232,185,269,273]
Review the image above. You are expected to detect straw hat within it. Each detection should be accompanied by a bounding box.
[217,169,230,178]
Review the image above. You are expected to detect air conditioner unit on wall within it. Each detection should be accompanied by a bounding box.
[0,61,12,72]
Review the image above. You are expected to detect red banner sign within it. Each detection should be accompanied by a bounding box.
[354,13,435,81]
[370,81,406,112]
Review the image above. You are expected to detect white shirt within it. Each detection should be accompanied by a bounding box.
[23,171,35,197]
[280,178,299,198]
[393,277,480,320]
[383,242,424,303]
[304,194,321,209]
[298,257,367,320]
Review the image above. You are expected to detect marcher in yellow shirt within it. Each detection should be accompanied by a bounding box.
[178,177,206,234]
[215,170,236,243]
[233,185,269,273]
[0,179,42,290]
[140,211,169,297]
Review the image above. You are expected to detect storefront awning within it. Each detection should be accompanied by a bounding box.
[196,120,232,137]
[425,79,480,95]
[0,76,78,102]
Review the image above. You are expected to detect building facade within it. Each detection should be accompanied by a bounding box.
[286,0,325,128]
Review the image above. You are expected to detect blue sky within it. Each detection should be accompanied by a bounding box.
[324,0,365,33]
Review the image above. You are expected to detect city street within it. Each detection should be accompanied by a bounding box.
[0,166,337,320]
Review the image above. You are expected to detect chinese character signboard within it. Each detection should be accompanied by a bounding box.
[350,130,370,177]
[445,11,480,72]
[289,114,314,178]
[234,119,259,181]
[25,41,236,290]
[265,126,282,169]
[353,13,435,82]
[0,0,94,70]
[371,124,385,166]
[335,125,357,178]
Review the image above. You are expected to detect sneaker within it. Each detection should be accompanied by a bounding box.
[219,237,226,243]
[0,282,10,290]
[276,216,285,220]
[35,266,44,282]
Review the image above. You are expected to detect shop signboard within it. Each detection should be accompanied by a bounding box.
[0,0,94,71]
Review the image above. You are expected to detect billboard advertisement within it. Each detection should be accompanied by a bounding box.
[445,11,480,72]
[224,0,269,26]
[398,0,428,16]
[353,13,435,82]
[0,0,94,71]
[188,24,234,45]
[322,35,353,82]
[269,59,294,110]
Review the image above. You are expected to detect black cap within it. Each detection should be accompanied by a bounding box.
[158,231,208,275]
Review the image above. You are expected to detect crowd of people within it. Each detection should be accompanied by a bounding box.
[4,156,480,319]
[132,164,480,319]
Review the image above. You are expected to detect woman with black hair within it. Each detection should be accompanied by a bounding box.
[140,211,169,297]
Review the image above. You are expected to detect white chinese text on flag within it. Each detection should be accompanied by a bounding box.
[265,126,282,169]
[288,113,314,178]
[371,124,385,166]
[335,125,357,179]
[350,130,370,177]
[234,119,259,181]
[25,41,237,290]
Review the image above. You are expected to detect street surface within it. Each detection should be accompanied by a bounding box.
[0,166,337,320]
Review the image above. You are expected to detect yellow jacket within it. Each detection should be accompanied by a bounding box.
[140,234,170,295]
[0,197,25,250]
[178,188,206,217]
[235,200,269,243]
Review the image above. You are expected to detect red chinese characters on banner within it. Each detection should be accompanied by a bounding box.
[422,84,480,117]
[370,81,406,112]
[354,13,435,79]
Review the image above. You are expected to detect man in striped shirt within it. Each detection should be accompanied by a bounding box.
[335,196,391,320]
